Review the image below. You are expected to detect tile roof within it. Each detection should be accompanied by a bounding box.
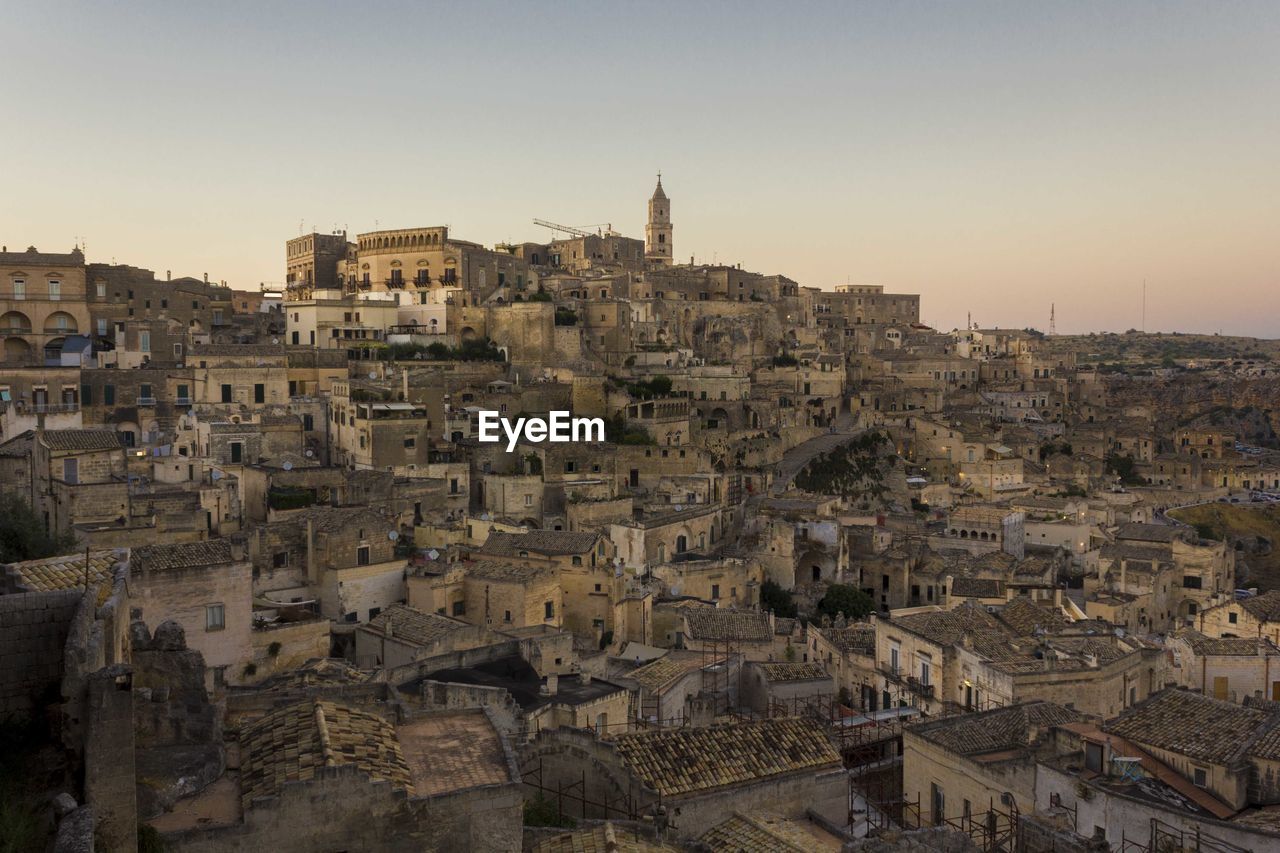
[890,602,1017,659]
[239,700,412,808]
[279,505,395,535]
[481,529,600,556]
[611,718,840,797]
[819,624,876,654]
[132,539,237,572]
[364,604,468,648]
[465,560,557,584]
[682,608,772,642]
[949,577,1005,599]
[998,596,1071,636]
[910,701,1082,756]
[1103,689,1271,765]
[396,710,513,796]
[532,823,679,853]
[40,429,123,452]
[1239,591,1280,623]
[1171,629,1273,657]
[627,655,709,694]
[1115,523,1181,543]
[698,813,815,852]
[3,550,120,596]
[755,662,830,682]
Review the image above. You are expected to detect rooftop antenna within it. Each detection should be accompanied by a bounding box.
[1142,279,1147,333]
[1049,303,1056,336]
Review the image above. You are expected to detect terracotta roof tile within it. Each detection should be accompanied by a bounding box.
[239,699,411,808]
[364,604,468,648]
[682,608,772,642]
[611,718,839,797]
[1103,689,1270,765]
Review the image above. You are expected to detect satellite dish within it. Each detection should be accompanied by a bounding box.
[304,449,314,457]
[368,371,378,380]
[388,530,399,541]
[282,461,293,471]
[670,586,681,597]
[271,338,280,345]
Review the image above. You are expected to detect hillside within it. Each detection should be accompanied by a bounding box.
[1168,503,1280,592]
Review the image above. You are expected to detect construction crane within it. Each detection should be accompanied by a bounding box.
[532,218,614,239]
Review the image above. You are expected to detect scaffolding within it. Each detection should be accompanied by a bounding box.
[1117,818,1254,853]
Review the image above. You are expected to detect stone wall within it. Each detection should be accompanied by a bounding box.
[416,679,524,740]
[84,665,137,852]
[0,588,83,719]
[162,764,523,852]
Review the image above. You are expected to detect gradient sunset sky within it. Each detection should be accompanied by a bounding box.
[4,2,1277,336]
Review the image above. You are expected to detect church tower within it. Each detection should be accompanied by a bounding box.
[645,174,673,266]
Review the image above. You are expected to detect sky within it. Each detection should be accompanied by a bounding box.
[3,1,1278,337]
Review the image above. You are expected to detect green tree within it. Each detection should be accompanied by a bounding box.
[760,580,797,618]
[816,584,874,621]
[0,495,75,564]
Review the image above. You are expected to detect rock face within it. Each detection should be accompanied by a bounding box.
[130,621,225,819]
[1105,374,1280,448]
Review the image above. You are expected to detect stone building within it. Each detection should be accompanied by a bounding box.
[0,244,89,365]
[520,717,845,839]
[131,539,254,687]
[159,701,523,852]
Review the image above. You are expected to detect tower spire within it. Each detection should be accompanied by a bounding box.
[646,174,672,266]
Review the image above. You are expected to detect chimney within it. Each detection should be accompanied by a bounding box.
[544,673,558,696]
[402,367,409,402]
[306,518,317,583]
[580,670,592,686]
[203,272,208,283]
[166,269,171,281]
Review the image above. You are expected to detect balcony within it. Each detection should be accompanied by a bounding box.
[138,396,156,406]
[16,402,80,415]
[906,676,935,699]
[175,396,193,406]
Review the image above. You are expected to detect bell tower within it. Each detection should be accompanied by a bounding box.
[645,173,673,266]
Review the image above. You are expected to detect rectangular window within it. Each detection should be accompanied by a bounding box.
[97,318,108,336]
[177,384,189,402]
[254,384,265,404]
[104,385,115,405]
[48,280,60,300]
[63,458,78,484]
[272,552,289,568]
[80,384,92,405]
[12,280,25,299]
[544,601,554,619]
[229,442,243,463]
[139,331,150,352]
[139,383,152,401]
[403,436,415,449]
[357,546,370,566]
[95,282,105,298]
[205,603,225,631]
[453,600,466,617]
[221,384,232,403]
